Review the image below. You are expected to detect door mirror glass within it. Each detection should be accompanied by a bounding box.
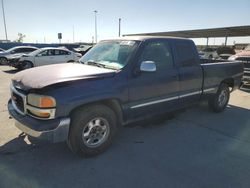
[140,61,156,72]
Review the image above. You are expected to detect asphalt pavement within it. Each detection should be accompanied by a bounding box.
[0,65,250,188]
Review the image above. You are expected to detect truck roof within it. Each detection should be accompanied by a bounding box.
[102,36,192,42]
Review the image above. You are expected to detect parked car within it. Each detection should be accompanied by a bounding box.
[0,46,38,65]
[73,45,92,56]
[229,45,250,85]
[8,36,243,157]
[199,46,235,59]
[10,47,82,70]
[199,47,219,59]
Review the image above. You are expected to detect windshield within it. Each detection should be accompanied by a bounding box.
[5,47,18,53]
[79,40,139,70]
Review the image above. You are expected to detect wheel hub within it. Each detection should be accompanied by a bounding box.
[82,117,109,148]
[218,90,228,107]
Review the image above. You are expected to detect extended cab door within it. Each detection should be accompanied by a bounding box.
[128,40,180,119]
[172,40,203,106]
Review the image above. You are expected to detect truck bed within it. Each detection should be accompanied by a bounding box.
[200,59,244,92]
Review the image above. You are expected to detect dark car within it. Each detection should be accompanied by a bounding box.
[8,36,243,157]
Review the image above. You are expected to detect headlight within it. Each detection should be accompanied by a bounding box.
[26,94,56,119]
[27,94,56,108]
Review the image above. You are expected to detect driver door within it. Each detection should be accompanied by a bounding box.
[128,40,180,119]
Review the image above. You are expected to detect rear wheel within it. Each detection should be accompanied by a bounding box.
[67,104,118,157]
[208,83,230,112]
[0,57,8,65]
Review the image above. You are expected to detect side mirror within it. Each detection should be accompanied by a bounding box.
[140,61,156,72]
[36,54,42,57]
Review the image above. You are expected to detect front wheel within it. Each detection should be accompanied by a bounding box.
[208,83,230,112]
[67,104,118,157]
[22,61,34,69]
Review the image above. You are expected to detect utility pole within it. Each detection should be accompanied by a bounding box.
[1,0,8,40]
[94,10,98,43]
[118,18,121,37]
[73,25,75,43]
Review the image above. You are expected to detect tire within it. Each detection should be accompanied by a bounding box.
[16,65,23,71]
[67,104,118,157]
[67,60,74,63]
[0,57,8,65]
[22,61,34,69]
[208,83,230,113]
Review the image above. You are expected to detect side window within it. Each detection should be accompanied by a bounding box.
[24,48,36,53]
[17,48,25,53]
[60,50,71,55]
[140,41,173,70]
[175,41,197,67]
[38,50,48,56]
[47,50,55,56]
[54,50,60,55]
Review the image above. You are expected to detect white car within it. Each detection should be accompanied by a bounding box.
[17,47,82,69]
[0,46,38,65]
[199,48,220,59]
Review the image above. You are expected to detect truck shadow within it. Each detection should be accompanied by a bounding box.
[3,69,19,74]
[0,104,250,187]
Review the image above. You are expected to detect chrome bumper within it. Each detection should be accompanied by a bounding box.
[14,118,70,143]
[8,100,70,143]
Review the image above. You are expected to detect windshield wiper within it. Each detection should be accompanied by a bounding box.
[84,60,119,70]
[84,60,105,68]
[100,64,119,70]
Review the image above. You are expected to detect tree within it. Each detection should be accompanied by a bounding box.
[14,33,26,43]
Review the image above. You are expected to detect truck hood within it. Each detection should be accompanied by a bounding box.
[12,63,117,90]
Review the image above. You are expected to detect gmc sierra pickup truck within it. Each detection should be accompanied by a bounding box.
[8,36,244,157]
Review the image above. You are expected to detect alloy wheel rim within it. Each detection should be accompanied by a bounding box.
[218,90,228,107]
[82,117,110,148]
[24,63,32,69]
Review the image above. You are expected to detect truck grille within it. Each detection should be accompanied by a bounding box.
[11,85,26,115]
[12,92,24,112]
[237,58,250,82]
[244,62,250,69]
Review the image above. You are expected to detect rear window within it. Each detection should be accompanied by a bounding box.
[175,41,197,66]
[60,50,71,55]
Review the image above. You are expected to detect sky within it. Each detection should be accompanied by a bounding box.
[0,0,250,45]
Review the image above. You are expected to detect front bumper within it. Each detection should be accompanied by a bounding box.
[8,59,24,68]
[8,100,70,143]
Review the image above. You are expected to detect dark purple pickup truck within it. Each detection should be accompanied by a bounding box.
[8,36,243,157]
